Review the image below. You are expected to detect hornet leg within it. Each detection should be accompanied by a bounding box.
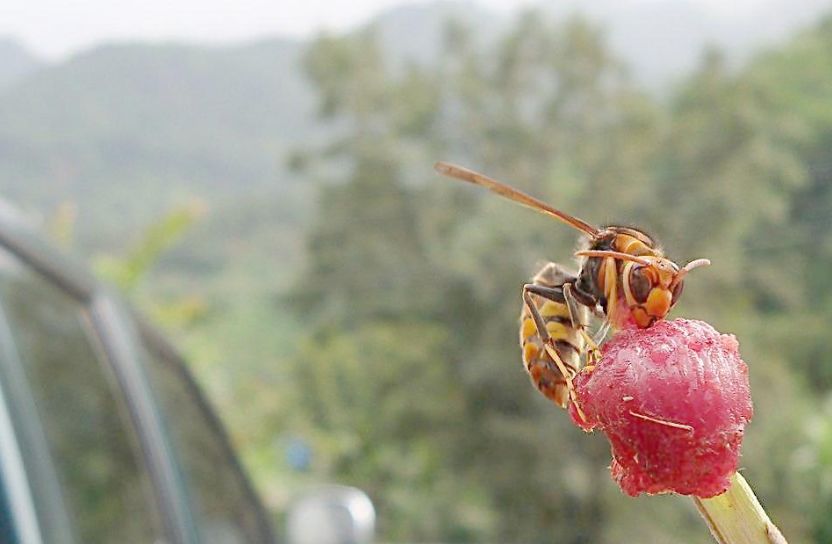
[522,287,588,424]
[538,282,603,371]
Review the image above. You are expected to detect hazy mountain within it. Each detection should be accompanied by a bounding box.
[0,38,315,249]
[0,38,44,91]
[0,0,829,251]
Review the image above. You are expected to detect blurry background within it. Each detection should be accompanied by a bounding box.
[2,0,832,541]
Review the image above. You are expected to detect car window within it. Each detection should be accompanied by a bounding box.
[0,468,16,542]
[142,333,272,544]
[0,255,165,543]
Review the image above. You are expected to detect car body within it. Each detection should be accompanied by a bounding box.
[0,201,275,544]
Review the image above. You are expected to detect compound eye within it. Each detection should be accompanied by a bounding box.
[671,278,685,305]
[629,266,652,303]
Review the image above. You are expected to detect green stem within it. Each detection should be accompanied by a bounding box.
[692,473,787,544]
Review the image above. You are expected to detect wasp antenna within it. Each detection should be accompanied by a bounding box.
[682,258,711,272]
[575,250,652,267]
[670,258,711,290]
[434,161,599,237]
[434,161,459,178]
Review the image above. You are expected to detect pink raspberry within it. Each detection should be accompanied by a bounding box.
[570,319,753,498]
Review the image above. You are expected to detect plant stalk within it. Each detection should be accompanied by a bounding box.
[692,473,787,544]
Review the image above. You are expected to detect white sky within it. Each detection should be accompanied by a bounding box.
[0,0,763,60]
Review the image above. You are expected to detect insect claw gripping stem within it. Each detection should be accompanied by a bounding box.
[580,329,602,372]
[522,289,588,424]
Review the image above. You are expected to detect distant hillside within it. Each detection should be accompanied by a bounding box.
[0,38,314,250]
[0,38,44,91]
[0,0,829,253]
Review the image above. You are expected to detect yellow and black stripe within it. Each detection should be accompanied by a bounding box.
[519,263,587,409]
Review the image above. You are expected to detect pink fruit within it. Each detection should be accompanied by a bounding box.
[569,319,753,498]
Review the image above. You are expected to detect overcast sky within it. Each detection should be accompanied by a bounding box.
[0,0,775,60]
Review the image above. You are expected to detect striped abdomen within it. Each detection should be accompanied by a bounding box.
[519,263,587,408]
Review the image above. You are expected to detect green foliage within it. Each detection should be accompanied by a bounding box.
[802,395,832,542]
[286,323,485,541]
[275,11,832,543]
[90,201,210,330]
[94,200,206,292]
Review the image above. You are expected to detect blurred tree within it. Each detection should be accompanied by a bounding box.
[288,12,683,543]
[286,323,489,541]
[290,154,441,324]
[650,49,807,313]
[283,9,832,544]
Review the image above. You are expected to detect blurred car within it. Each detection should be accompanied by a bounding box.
[0,201,276,544]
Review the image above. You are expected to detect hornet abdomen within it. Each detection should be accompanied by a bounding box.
[519,263,587,408]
